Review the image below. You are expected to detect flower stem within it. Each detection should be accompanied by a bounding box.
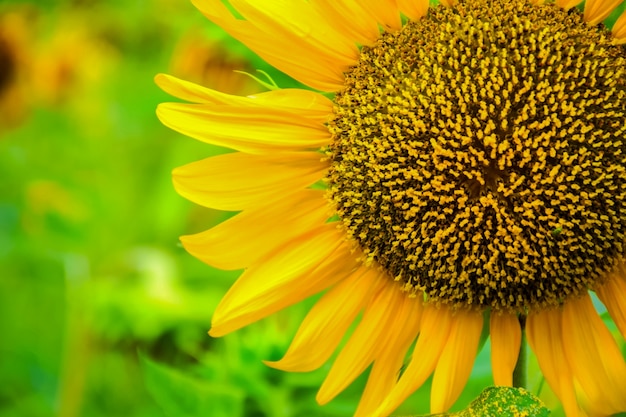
[512,314,527,389]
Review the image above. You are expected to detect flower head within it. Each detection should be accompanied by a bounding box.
[168,27,258,95]
[157,1,626,415]
[0,6,32,130]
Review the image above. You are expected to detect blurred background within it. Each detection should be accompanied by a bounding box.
[1,1,625,416]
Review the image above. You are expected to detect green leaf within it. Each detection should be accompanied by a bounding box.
[402,387,550,417]
[139,353,245,417]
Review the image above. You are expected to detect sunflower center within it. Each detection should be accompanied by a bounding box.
[327,0,626,311]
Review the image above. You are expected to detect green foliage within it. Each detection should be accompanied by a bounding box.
[141,354,244,417]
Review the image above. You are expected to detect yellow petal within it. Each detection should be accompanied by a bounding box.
[265,267,383,372]
[191,0,358,91]
[354,293,423,417]
[230,0,357,56]
[358,0,402,31]
[173,151,325,211]
[372,304,453,417]
[584,0,623,26]
[312,0,382,45]
[248,89,334,118]
[431,309,484,413]
[181,189,329,270]
[595,267,626,339]
[612,11,626,44]
[316,281,409,405]
[527,308,581,417]
[155,73,236,104]
[439,0,458,6]
[561,295,626,416]
[398,0,429,21]
[157,99,331,154]
[209,223,358,337]
[490,311,522,387]
[555,0,584,10]
[156,73,334,114]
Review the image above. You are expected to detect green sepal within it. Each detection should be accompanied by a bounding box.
[233,69,279,90]
[402,387,550,417]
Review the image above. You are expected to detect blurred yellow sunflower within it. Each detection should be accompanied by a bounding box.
[157,0,626,416]
[0,7,32,130]
[32,14,118,108]
[169,28,258,95]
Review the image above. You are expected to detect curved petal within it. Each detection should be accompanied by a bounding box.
[612,11,626,44]
[316,281,413,405]
[209,223,358,337]
[181,189,330,270]
[173,151,326,211]
[595,267,626,340]
[555,0,584,10]
[191,0,359,91]
[229,0,357,55]
[359,0,402,31]
[155,74,334,115]
[354,292,423,417]
[490,311,522,387]
[527,308,581,417]
[157,99,331,154]
[584,0,623,26]
[430,309,484,413]
[372,304,454,417]
[312,0,382,45]
[265,267,383,372]
[398,0,430,22]
[561,295,626,416]
[156,73,240,105]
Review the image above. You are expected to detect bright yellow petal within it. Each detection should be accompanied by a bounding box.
[561,295,626,415]
[398,0,429,21]
[584,0,623,26]
[155,73,334,114]
[555,0,584,10]
[181,189,329,270]
[312,0,382,45]
[229,0,357,55]
[595,268,626,339]
[490,311,522,387]
[191,0,358,91]
[209,223,358,337]
[439,0,457,6]
[316,281,411,405]
[157,98,331,155]
[430,309,484,413]
[354,292,423,417]
[265,267,383,372]
[358,0,402,31]
[173,151,325,211]
[612,11,626,44]
[372,304,453,417]
[527,308,581,417]
[156,73,236,105]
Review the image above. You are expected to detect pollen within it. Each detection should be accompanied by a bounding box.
[327,0,626,311]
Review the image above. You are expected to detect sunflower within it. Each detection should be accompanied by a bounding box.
[0,6,32,130]
[156,0,626,416]
[168,27,258,95]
